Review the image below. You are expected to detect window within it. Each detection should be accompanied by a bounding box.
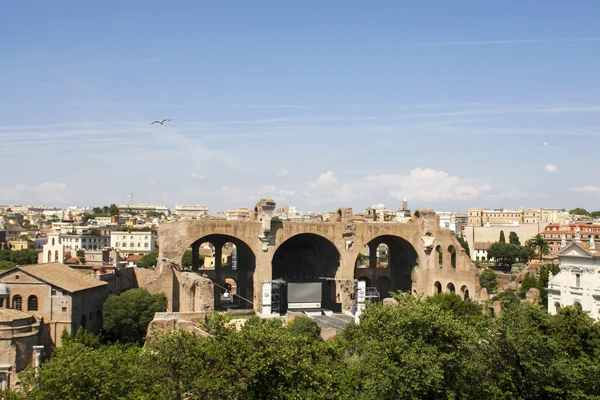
[116,243,120,247]
[15,275,19,280]
[13,295,22,310]
[61,307,67,313]
[51,288,57,296]
[575,273,581,288]
[27,295,38,311]
[97,310,101,317]
[89,312,93,320]
[137,243,141,247]
[144,243,149,248]
[130,242,134,248]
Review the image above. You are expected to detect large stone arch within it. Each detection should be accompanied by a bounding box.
[271,233,341,311]
[184,233,256,310]
[352,234,419,299]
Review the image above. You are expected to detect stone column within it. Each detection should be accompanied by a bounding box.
[213,242,223,309]
[33,345,44,377]
[0,365,11,391]
[191,242,200,271]
[368,242,378,269]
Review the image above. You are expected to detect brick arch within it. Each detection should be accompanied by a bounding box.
[351,234,419,297]
[272,232,342,311]
[161,223,259,263]
[271,231,339,254]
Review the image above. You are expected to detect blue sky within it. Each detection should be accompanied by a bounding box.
[1,1,600,212]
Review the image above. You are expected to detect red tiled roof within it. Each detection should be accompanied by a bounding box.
[473,241,493,250]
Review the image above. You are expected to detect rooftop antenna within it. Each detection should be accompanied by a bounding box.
[129,192,135,204]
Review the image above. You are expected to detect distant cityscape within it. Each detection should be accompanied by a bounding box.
[0,200,595,265]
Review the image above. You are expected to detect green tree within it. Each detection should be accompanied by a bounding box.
[0,249,12,261]
[109,204,119,216]
[538,263,560,307]
[136,250,158,268]
[499,230,506,243]
[102,289,167,344]
[0,260,17,270]
[509,231,520,245]
[484,302,600,398]
[456,235,470,257]
[355,252,369,267]
[17,341,144,400]
[82,213,95,221]
[492,289,520,309]
[18,234,31,241]
[479,268,499,293]
[343,293,491,399]
[424,292,482,319]
[180,250,202,268]
[526,234,549,261]
[519,272,539,298]
[61,326,104,349]
[287,317,322,342]
[520,243,537,263]
[590,210,600,219]
[488,242,522,266]
[569,207,590,216]
[10,249,38,264]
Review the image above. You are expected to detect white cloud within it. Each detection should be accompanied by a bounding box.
[309,170,338,189]
[308,168,490,205]
[486,190,531,200]
[570,185,600,193]
[544,164,558,173]
[190,173,205,180]
[0,182,68,204]
[277,169,289,176]
[258,185,296,201]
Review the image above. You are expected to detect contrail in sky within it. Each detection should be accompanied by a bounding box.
[385,37,600,48]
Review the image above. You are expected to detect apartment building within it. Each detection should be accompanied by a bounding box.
[542,223,600,254]
[61,234,110,251]
[110,231,156,254]
[174,204,209,218]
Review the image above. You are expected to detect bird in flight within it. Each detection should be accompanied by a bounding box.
[151,119,170,125]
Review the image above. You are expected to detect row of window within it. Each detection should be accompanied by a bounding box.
[115,242,149,248]
[9,295,38,311]
[115,236,150,240]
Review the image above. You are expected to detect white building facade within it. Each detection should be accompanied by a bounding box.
[110,231,156,254]
[547,240,600,320]
[62,234,110,251]
[39,233,65,263]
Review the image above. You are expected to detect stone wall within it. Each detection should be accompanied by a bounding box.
[157,202,483,313]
